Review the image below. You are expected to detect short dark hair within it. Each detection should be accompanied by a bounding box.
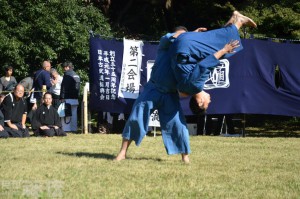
[4,65,13,72]
[62,61,74,69]
[174,26,188,32]
[43,92,52,99]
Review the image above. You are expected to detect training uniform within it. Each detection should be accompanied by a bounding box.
[0,110,9,138]
[32,104,66,137]
[122,33,191,155]
[123,25,243,155]
[2,93,29,137]
[172,25,243,95]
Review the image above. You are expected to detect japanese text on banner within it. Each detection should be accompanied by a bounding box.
[118,38,143,99]
[97,49,117,101]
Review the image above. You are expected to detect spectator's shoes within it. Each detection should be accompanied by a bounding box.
[98,124,111,134]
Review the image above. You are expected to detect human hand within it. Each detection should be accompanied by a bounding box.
[53,126,59,129]
[32,103,37,110]
[51,78,58,85]
[222,40,240,54]
[40,126,50,130]
[0,125,4,131]
[10,124,18,130]
[194,91,211,110]
[194,27,207,32]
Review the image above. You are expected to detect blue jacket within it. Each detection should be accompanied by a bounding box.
[33,69,52,100]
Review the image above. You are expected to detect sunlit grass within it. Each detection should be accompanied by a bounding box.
[0,134,299,198]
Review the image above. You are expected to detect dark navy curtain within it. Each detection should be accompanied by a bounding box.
[90,37,300,117]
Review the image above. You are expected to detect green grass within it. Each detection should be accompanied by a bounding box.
[0,134,300,198]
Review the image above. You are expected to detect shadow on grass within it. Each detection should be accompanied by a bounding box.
[57,152,164,162]
[126,157,164,162]
[57,152,115,160]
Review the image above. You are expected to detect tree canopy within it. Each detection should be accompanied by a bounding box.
[0,0,112,81]
[0,0,299,82]
[105,0,300,40]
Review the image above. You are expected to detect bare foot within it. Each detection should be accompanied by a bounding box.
[181,154,190,164]
[234,11,257,28]
[114,139,132,161]
[114,152,126,161]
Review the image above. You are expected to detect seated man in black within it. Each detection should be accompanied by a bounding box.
[1,84,29,137]
[0,109,9,138]
[32,92,66,137]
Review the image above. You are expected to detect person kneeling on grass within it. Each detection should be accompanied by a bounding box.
[1,84,29,137]
[0,109,9,138]
[32,92,66,137]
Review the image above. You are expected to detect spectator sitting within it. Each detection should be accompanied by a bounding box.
[0,65,18,93]
[0,93,9,138]
[32,92,66,137]
[1,84,29,137]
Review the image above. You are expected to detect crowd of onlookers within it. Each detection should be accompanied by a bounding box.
[0,60,80,138]
[0,61,239,138]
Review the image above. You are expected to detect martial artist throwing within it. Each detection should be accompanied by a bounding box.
[115,11,257,163]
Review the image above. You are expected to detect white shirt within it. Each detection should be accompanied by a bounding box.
[50,75,63,95]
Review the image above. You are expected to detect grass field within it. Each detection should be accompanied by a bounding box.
[0,133,300,198]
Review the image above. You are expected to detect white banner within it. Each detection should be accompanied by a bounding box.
[146,60,161,127]
[118,38,144,99]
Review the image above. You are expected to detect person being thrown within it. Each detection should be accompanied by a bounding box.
[115,11,256,163]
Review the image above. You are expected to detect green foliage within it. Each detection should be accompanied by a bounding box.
[242,1,300,39]
[107,0,300,41]
[0,0,299,86]
[0,0,113,81]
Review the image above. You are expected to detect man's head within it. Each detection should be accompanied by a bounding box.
[43,92,52,106]
[174,26,188,32]
[42,60,51,71]
[172,26,188,38]
[62,61,74,72]
[50,68,59,79]
[13,84,25,100]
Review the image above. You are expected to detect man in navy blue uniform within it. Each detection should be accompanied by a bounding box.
[32,60,52,109]
[115,11,256,163]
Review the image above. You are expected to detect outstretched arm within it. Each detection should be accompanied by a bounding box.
[214,40,240,59]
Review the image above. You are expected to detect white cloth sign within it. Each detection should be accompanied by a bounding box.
[118,38,144,99]
[204,59,230,90]
[146,60,161,127]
